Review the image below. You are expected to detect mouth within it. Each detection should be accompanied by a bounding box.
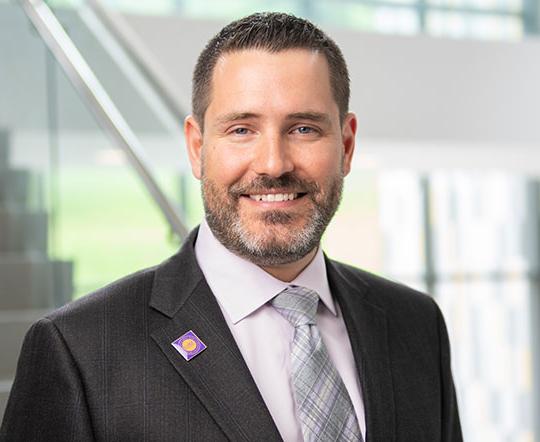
[245,192,307,202]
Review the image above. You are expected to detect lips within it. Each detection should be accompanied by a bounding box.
[248,193,298,202]
[231,173,315,203]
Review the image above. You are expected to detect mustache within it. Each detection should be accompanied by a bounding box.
[229,173,319,196]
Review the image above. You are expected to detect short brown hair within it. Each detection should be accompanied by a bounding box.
[192,12,350,130]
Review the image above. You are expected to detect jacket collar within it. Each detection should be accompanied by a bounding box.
[149,227,203,318]
[148,226,282,441]
[326,258,396,442]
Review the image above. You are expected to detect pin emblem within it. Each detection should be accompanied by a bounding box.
[172,330,207,361]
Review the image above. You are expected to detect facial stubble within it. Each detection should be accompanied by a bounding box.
[201,163,344,267]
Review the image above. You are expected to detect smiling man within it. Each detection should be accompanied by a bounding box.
[185,47,354,282]
[1,12,462,442]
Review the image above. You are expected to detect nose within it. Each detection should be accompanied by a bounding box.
[252,133,294,177]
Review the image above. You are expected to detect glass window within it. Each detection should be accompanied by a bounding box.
[428,172,535,442]
[81,0,537,41]
[426,10,523,39]
[328,168,537,441]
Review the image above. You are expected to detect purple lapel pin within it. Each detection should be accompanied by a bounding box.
[171,330,207,361]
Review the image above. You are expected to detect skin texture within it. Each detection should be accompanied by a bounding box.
[185,49,357,282]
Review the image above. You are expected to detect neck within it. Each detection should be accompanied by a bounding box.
[260,248,318,282]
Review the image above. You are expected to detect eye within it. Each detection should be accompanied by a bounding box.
[231,127,249,135]
[293,126,318,135]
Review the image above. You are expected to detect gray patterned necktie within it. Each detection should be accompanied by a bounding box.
[272,285,363,442]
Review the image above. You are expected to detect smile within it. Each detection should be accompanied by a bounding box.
[248,193,303,202]
[249,193,298,202]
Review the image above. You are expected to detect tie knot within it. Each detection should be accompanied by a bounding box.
[272,285,319,327]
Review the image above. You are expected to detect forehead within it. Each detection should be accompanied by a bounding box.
[205,48,337,121]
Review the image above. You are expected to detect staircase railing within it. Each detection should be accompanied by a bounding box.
[20,0,189,239]
[87,0,190,122]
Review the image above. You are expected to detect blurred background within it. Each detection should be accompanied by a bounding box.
[1,0,539,440]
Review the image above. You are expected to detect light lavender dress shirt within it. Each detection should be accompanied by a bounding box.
[194,220,366,441]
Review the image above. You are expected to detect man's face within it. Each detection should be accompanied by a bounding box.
[185,48,356,266]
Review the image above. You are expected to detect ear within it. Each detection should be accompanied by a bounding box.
[341,112,357,176]
[184,115,204,180]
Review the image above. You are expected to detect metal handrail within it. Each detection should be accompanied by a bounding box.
[77,2,184,138]
[21,0,189,240]
[87,0,190,121]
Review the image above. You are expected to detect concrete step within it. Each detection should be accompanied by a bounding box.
[0,209,47,253]
[0,255,73,309]
[0,379,12,424]
[0,310,50,380]
[0,168,32,209]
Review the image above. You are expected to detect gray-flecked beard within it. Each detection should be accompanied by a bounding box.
[202,172,343,266]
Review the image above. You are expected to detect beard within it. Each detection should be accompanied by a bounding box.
[201,170,344,266]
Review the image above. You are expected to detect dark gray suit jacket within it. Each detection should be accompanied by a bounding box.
[1,228,462,441]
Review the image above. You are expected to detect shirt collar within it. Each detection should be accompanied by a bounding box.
[194,220,337,324]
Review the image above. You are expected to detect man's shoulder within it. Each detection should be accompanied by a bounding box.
[45,264,159,326]
[328,259,446,343]
[327,258,437,315]
[46,230,201,327]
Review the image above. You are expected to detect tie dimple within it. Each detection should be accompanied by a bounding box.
[272,285,318,327]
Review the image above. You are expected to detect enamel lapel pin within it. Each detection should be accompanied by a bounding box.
[172,330,207,361]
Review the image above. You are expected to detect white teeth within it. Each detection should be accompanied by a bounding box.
[249,193,299,202]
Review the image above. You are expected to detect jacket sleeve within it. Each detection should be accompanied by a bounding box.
[434,301,463,442]
[0,318,95,441]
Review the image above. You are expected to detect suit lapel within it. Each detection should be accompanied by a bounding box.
[149,229,282,442]
[326,259,396,442]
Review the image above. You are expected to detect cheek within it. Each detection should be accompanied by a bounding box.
[203,146,248,185]
[302,150,343,180]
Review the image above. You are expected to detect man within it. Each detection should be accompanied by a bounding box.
[1,12,462,442]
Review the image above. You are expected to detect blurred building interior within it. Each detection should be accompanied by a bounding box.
[0,0,539,440]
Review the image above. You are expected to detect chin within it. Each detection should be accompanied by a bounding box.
[242,221,307,246]
[246,209,306,229]
[232,219,321,266]
[240,229,294,251]
[236,244,315,267]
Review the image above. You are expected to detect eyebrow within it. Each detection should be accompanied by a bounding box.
[215,111,332,126]
[285,112,332,125]
[215,112,260,126]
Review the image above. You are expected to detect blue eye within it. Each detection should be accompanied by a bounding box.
[233,127,249,135]
[296,126,315,134]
